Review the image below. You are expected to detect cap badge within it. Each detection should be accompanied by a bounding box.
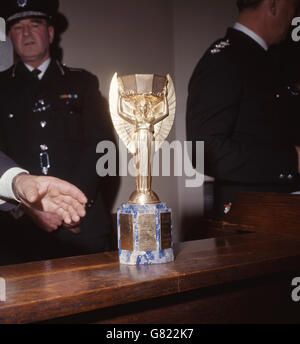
[224,202,232,215]
[17,0,27,8]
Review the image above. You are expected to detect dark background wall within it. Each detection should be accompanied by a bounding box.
[59,0,239,241]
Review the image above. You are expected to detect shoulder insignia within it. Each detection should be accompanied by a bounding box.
[210,39,230,55]
[56,60,66,76]
[55,61,85,75]
[67,67,84,72]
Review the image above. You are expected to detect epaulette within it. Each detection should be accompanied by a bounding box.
[210,39,230,55]
[55,61,85,75]
[66,67,85,72]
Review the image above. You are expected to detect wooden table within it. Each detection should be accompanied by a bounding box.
[0,232,300,324]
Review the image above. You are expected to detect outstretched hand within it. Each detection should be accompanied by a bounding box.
[12,174,87,224]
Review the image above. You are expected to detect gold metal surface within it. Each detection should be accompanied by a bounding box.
[120,213,134,251]
[128,190,160,204]
[109,73,176,205]
[138,214,156,251]
[160,213,172,250]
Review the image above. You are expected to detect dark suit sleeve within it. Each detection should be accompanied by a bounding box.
[0,151,17,177]
[0,151,19,211]
[186,54,299,184]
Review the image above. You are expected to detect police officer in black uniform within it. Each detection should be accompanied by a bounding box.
[186,0,300,219]
[0,0,113,264]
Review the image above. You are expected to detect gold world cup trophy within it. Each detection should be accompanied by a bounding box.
[109,73,176,265]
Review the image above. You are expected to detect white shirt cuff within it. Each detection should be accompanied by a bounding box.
[0,168,29,204]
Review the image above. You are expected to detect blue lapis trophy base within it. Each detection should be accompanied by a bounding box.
[117,203,174,265]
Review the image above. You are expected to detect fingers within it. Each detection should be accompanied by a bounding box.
[45,205,79,224]
[47,198,85,224]
[65,203,81,223]
[16,175,86,233]
[51,178,88,204]
[57,197,86,222]
[67,227,81,234]
[62,222,81,234]
[16,175,88,223]
[56,207,72,224]
[58,195,86,218]
[39,178,87,222]
[40,195,86,222]
[42,223,61,233]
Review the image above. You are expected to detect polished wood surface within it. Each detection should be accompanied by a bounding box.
[224,193,300,238]
[1,232,300,324]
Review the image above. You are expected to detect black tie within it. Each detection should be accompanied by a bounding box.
[32,69,41,80]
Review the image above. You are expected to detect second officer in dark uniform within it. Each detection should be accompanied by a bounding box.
[186,0,300,219]
[0,0,113,264]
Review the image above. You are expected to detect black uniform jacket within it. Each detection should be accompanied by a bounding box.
[187,28,300,218]
[0,59,113,264]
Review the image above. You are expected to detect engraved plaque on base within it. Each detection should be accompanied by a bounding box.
[117,203,174,265]
[160,213,172,250]
[120,213,134,251]
[138,214,156,252]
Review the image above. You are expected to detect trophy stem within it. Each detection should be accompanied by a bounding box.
[128,131,160,205]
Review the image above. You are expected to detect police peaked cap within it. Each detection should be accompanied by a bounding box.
[1,0,59,23]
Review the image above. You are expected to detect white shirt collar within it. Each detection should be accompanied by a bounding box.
[25,58,51,79]
[233,23,268,51]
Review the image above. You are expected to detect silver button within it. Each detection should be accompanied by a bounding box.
[40,121,47,128]
[279,174,285,179]
[42,167,49,175]
[40,144,48,151]
[8,114,14,119]
[276,94,280,99]
[288,174,293,180]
